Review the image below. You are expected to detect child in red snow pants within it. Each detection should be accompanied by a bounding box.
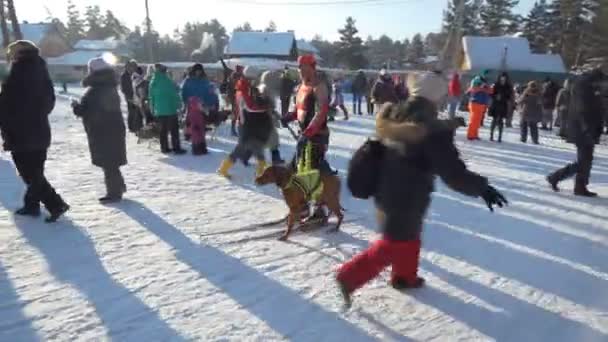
[467,102,487,140]
[337,238,421,293]
[186,97,208,155]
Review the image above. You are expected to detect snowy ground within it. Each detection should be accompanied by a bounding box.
[2,93,608,341]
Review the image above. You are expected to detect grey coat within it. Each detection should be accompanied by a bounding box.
[73,69,127,168]
[518,91,543,123]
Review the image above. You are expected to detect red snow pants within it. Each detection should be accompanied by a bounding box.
[337,238,421,293]
[467,102,487,139]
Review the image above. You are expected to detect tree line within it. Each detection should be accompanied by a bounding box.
[47,0,606,68]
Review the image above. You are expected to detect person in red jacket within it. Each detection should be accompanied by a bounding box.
[447,73,462,119]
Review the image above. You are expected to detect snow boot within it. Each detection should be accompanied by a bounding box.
[336,277,352,309]
[15,206,41,218]
[217,159,234,179]
[45,203,70,223]
[256,159,267,177]
[173,148,187,155]
[99,195,123,204]
[391,277,425,290]
[574,185,598,198]
[546,175,560,192]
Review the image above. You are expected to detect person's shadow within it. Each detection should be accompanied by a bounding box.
[0,159,186,341]
[117,199,380,341]
[0,260,41,341]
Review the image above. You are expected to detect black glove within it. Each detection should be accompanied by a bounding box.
[481,185,508,212]
[455,116,466,127]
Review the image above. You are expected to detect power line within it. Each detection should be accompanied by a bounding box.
[221,0,420,6]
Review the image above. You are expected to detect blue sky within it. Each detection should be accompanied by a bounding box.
[23,0,537,41]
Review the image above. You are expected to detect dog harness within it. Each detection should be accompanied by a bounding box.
[283,142,323,202]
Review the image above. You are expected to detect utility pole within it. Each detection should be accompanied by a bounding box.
[145,0,154,62]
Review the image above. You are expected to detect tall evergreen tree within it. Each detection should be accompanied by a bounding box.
[265,21,277,32]
[84,5,105,39]
[407,33,426,63]
[233,22,253,32]
[554,0,598,66]
[102,10,129,39]
[310,35,338,67]
[523,0,552,52]
[479,0,520,36]
[587,0,608,60]
[442,0,483,36]
[335,17,367,69]
[66,0,85,44]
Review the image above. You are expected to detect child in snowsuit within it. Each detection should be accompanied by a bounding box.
[518,81,543,144]
[337,72,507,308]
[186,97,208,155]
[466,78,492,140]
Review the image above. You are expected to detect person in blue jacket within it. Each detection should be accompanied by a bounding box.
[181,63,219,111]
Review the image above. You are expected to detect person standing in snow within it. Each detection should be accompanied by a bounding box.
[181,63,220,155]
[220,60,244,137]
[72,58,127,204]
[132,66,154,126]
[517,81,543,144]
[488,72,513,143]
[366,76,375,115]
[394,75,409,103]
[352,70,367,115]
[149,64,186,155]
[0,40,69,222]
[541,77,560,130]
[279,67,296,117]
[547,68,607,197]
[331,78,349,120]
[337,72,507,307]
[466,77,492,140]
[121,60,142,134]
[555,78,572,138]
[447,72,462,119]
[371,69,398,107]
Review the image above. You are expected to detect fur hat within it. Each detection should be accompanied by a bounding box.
[88,57,112,73]
[7,40,39,60]
[407,71,448,105]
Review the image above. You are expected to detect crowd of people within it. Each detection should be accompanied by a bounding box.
[0,38,605,309]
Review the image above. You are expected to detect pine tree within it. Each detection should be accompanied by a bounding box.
[265,21,277,32]
[66,0,85,44]
[555,0,597,66]
[401,38,411,65]
[233,22,253,32]
[479,0,520,36]
[84,5,105,39]
[523,0,552,52]
[407,33,426,63]
[335,17,367,69]
[442,0,483,36]
[102,10,129,39]
[586,0,608,60]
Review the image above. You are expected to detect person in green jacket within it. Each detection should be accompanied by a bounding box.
[149,63,186,154]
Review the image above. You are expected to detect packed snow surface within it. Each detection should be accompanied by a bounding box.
[1,94,608,341]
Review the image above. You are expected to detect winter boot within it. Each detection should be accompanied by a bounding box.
[99,195,123,204]
[173,148,187,155]
[256,159,267,177]
[217,159,234,179]
[45,203,70,223]
[391,277,426,290]
[15,206,41,217]
[574,185,598,197]
[336,277,352,309]
[490,128,495,141]
[546,175,560,192]
[498,125,503,143]
[271,149,284,165]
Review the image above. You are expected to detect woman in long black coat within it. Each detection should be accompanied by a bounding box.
[0,40,69,222]
[488,72,513,142]
[72,58,127,203]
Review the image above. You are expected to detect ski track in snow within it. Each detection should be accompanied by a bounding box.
[1,92,608,341]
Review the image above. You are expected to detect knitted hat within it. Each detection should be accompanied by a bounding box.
[88,57,112,73]
[298,54,317,68]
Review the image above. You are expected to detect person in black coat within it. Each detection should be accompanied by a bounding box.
[279,67,296,116]
[121,60,142,134]
[488,72,514,142]
[0,40,69,222]
[547,68,607,197]
[351,71,367,115]
[337,82,506,306]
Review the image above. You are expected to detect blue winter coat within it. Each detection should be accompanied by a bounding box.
[181,77,219,110]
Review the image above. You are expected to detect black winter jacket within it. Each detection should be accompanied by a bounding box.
[375,97,488,241]
[567,70,606,145]
[120,71,134,100]
[489,82,513,118]
[0,51,55,152]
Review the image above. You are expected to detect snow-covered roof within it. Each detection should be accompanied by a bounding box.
[225,32,296,57]
[0,23,52,46]
[216,57,297,71]
[462,36,567,74]
[296,39,319,54]
[46,51,114,66]
[74,38,122,51]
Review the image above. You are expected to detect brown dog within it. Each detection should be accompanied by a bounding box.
[255,165,344,241]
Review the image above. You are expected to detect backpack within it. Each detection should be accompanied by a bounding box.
[347,138,385,199]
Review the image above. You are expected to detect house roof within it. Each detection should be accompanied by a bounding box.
[46,50,115,66]
[225,32,295,57]
[296,39,319,54]
[74,38,122,50]
[462,36,566,74]
[0,23,52,47]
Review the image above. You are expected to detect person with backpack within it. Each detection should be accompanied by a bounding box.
[339,72,507,308]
